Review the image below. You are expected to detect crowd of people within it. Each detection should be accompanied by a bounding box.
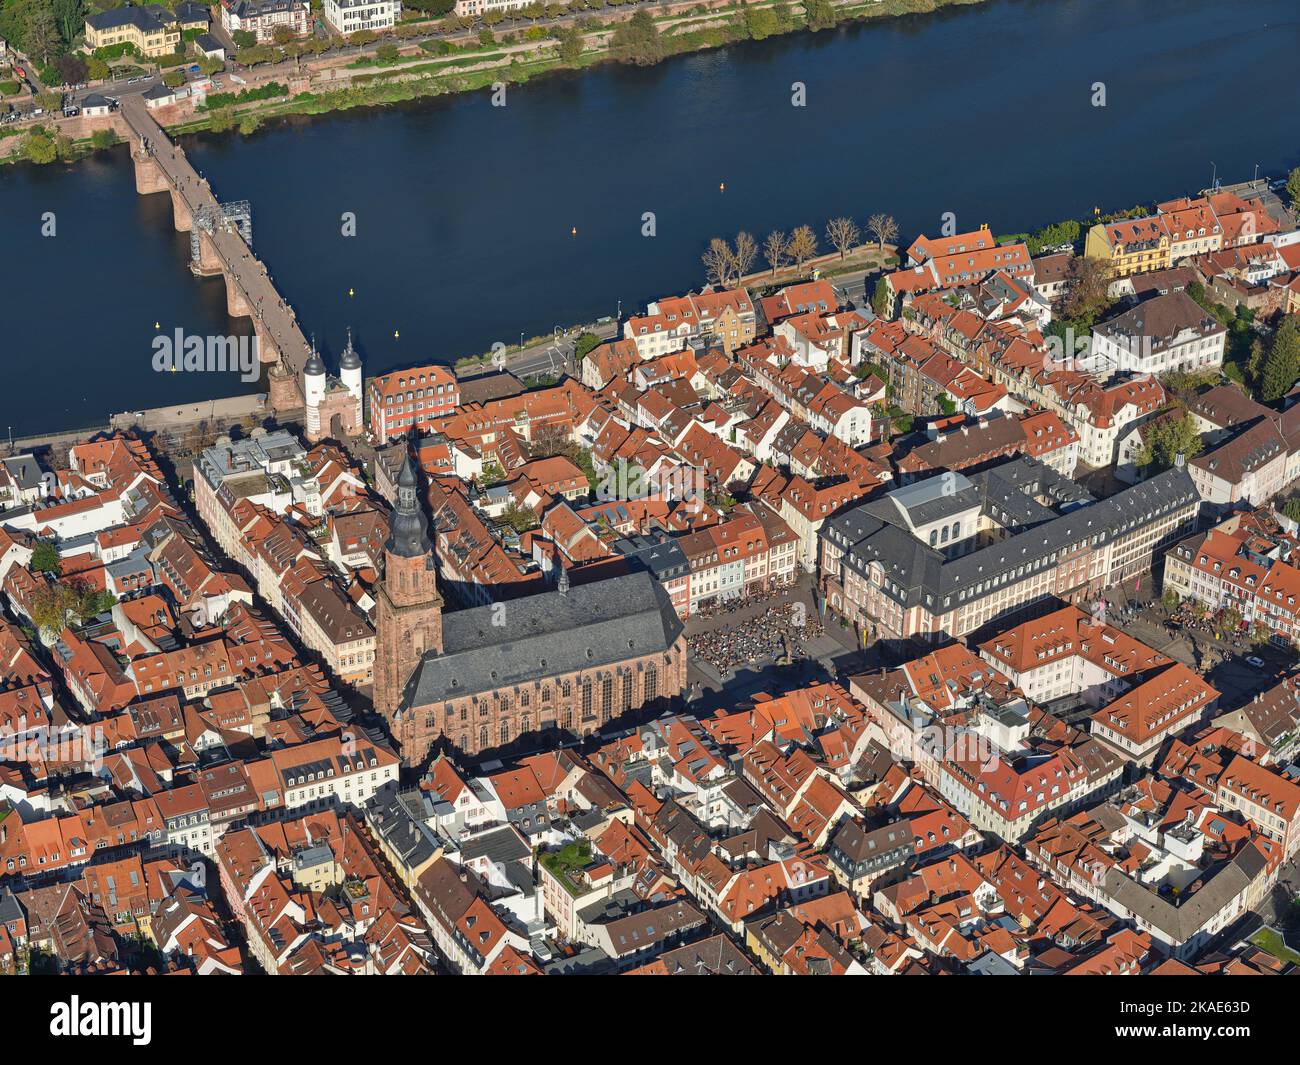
[689,600,825,675]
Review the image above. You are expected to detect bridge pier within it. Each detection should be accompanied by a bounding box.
[225,273,252,318]
[169,187,193,232]
[190,230,223,277]
[254,321,282,365]
[132,147,168,196]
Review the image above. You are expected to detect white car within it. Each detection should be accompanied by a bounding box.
[1246,655,1265,668]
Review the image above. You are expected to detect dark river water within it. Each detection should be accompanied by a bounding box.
[3,0,1299,436]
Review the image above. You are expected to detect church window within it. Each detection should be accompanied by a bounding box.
[645,664,659,701]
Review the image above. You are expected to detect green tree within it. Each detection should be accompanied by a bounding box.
[90,128,119,150]
[231,29,257,48]
[501,502,538,533]
[1136,412,1203,473]
[870,276,891,318]
[30,540,61,574]
[610,9,664,66]
[574,332,601,360]
[208,106,235,132]
[1283,497,1300,523]
[803,0,837,31]
[743,2,778,39]
[23,1,63,63]
[22,128,58,164]
[51,0,85,44]
[1287,166,1300,215]
[1260,318,1300,402]
[78,588,116,618]
[554,25,582,62]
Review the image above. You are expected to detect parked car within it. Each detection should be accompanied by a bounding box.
[1246,655,1265,668]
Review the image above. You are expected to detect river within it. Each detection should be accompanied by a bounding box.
[2,0,1298,436]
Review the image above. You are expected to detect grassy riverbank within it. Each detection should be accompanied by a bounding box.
[149,0,987,140]
[2,0,989,164]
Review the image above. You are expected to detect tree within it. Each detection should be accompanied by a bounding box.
[867,213,898,252]
[1287,166,1300,215]
[826,216,859,260]
[501,502,538,534]
[702,236,734,287]
[376,41,400,62]
[51,0,85,49]
[1060,253,1113,328]
[52,52,86,86]
[763,230,787,275]
[732,230,757,283]
[1136,412,1203,473]
[1029,218,1080,255]
[272,24,296,46]
[611,9,663,66]
[743,2,778,39]
[79,588,116,618]
[1283,497,1300,524]
[787,224,818,269]
[30,582,81,637]
[30,540,61,574]
[803,0,837,31]
[574,332,601,360]
[1260,318,1300,402]
[91,128,119,150]
[232,29,257,48]
[22,128,58,164]
[24,2,62,63]
[870,276,891,318]
[554,26,583,62]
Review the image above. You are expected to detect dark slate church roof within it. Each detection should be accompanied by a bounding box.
[401,570,683,708]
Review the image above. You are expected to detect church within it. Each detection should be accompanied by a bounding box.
[373,455,687,765]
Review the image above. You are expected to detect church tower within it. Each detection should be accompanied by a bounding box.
[373,454,443,727]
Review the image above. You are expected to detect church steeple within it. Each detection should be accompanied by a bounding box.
[374,451,443,729]
[386,454,432,559]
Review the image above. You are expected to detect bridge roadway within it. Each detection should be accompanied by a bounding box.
[120,96,310,377]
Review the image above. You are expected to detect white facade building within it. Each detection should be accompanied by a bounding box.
[323,0,401,34]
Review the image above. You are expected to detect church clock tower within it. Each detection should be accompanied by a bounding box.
[373,454,443,727]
